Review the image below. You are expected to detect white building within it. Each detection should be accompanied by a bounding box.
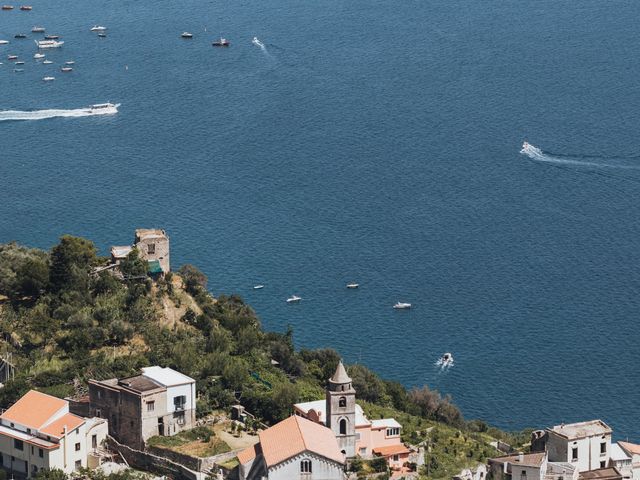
[237,415,345,480]
[0,390,108,477]
[488,452,579,480]
[611,443,633,479]
[546,420,612,472]
[618,442,640,480]
[141,366,196,420]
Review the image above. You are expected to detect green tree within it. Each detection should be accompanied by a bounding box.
[179,264,208,294]
[34,468,68,480]
[49,235,97,294]
[15,257,49,298]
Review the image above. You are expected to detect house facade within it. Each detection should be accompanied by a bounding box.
[294,361,410,473]
[0,390,108,478]
[237,415,345,480]
[488,452,579,480]
[89,366,195,449]
[610,444,633,479]
[545,421,613,472]
[618,442,640,480]
[134,229,170,274]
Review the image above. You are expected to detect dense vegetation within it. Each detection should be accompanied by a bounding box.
[0,236,529,479]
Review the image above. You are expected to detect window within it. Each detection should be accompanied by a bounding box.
[339,419,347,435]
[75,443,81,452]
[521,470,527,479]
[174,395,186,410]
[31,446,34,454]
[13,439,23,451]
[147,401,155,412]
[600,461,606,469]
[38,449,43,458]
[92,435,97,449]
[97,390,102,399]
[359,447,367,456]
[393,455,399,462]
[176,412,186,426]
[300,459,312,473]
[27,429,31,435]
[148,244,155,254]
[339,396,347,408]
[386,427,400,437]
[10,423,14,428]
[32,465,38,474]
[572,447,578,461]
[601,442,607,456]
[75,460,81,470]
[96,409,102,417]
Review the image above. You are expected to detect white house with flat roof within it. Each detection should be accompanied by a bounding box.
[546,420,613,473]
[141,366,196,431]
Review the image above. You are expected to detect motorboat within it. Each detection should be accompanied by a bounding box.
[522,141,530,150]
[286,295,302,303]
[31,26,44,33]
[212,37,230,47]
[44,35,59,40]
[19,5,31,10]
[36,39,63,48]
[90,25,106,31]
[7,54,17,60]
[14,33,26,38]
[86,103,120,114]
[181,32,193,39]
[253,285,264,290]
[65,60,74,65]
[60,66,72,72]
[393,302,411,309]
[2,5,14,10]
[42,59,52,64]
[14,60,24,64]
[346,283,359,289]
[33,52,44,59]
[13,68,24,72]
[98,33,106,38]
[42,76,54,81]
[436,352,454,368]
[0,40,8,44]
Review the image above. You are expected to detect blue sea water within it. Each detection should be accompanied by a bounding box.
[2,0,640,439]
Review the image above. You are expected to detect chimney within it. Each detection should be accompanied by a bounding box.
[504,461,509,474]
[519,453,525,463]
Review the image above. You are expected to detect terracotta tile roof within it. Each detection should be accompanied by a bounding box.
[258,415,344,467]
[0,390,67,430]
[619,441,640,456]
[373,444,412,456]
[40,413,85,438]
[237,444,259,464]
[489,452,547,468]
[579,467,623,480]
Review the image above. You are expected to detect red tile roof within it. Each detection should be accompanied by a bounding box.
[40,413,85,438]
[0,390,67,430]
[258,415,344,467]
[373,444,412,457]
[489,453,546,468]
[619,442,640,456]
[237,443,259,464]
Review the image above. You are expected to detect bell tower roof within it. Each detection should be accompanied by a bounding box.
[329,360,352,384]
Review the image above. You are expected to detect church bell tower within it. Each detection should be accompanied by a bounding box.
[326,360,356,457]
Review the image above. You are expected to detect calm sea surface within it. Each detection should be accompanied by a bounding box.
[2,0,640,438]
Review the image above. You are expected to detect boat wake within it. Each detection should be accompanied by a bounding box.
[0,106,119,122]
[520,142,640,170]
[435,353,454,372]
[252,36,273,59]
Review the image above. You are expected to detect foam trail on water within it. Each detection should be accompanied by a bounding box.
[0,107,118,122]
[520,142,640,170]
[252,36,273,59]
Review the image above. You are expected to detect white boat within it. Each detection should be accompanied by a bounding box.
[84,102,120,115]
[42,76,55,81]
[65,60,74,65]
[33,52,44,59]
[0,40,9,45]
[393,302,411,309]
[42,59,52,64]
[253,285,264,290]
[14,60,23,64]
[181,32,193,39]
[60,66,72,72]
[90,25,106,31]
[36,39,63,48]
[286,295,302,303]
[522,141,530,150]
[436,352,454,368]
[31,26,44,33]
[346,283,359,289]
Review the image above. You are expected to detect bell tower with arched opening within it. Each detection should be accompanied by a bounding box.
[326,360,356,457]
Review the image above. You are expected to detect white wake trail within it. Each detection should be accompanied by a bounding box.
[520,143,640,170]
[252,36,266,50]
[0,107,118,122]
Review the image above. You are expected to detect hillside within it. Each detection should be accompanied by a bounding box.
[0,236,530,479]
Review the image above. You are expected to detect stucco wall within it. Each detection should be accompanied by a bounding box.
[267,452,345,480]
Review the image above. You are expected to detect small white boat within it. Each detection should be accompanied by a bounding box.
[14,60,24,64]
[65,60,74,65]
[253,285,264,290]
[7,54,17,60]
[86,102,120,114]
[393,302,411,310]
[33,52,44,59]
[286,295,302,303]
[60,66,72,72]
[36,39,63,48]
[98,33,106,38]
[346,283,359,289]
[90,25,106,31]
[42,59,52,64]
[212,37,230,47]
[0,40,9,45]
[42,76,55,81]
[31,26,44,33]
[13,68,24,72]
[436,352,454,368]
[181,32,193,39]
